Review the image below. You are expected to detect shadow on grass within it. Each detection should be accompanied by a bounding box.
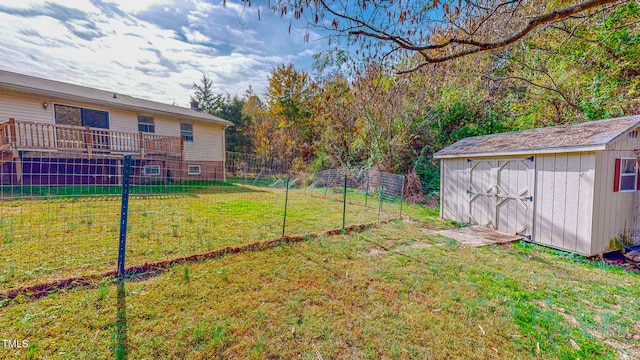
[114,279,127,360]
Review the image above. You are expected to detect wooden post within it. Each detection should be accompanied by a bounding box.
[8,118,16,145]
[180,137,185,161]
[117,157,123,185]
[85,126,93,158]
[12,147,22,185]
[8,119,22,185]
[139,132,145,160]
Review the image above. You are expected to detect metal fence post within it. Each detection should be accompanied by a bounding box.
[400,176,405,219]
[117,154,132,279]
[378,185,384,223]
[282,177,290,240]
[342,174,347,233]
[364,173,369,208]
[324,171,330,198]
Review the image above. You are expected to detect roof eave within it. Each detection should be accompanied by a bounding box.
[0,83,233,127]
[604,120,640,150]
[433,144,607,159]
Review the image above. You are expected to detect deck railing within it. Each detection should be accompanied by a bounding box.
[1,119,182,157]
[0,122,11,150]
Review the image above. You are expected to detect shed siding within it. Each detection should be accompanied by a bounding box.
[440,158,469,223]
[591,129,640,255]
[592,150,639,255]
[533,153,595,255]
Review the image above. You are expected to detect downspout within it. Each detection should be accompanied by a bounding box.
[223,124,228,182]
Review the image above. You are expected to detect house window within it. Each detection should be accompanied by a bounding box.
[188,165,201,175]
[143,165,161,176]
[629,131,638,139]
[180,123,193,142]
[54,104,109,129]
[138,116,155,133]
[618,158,637,192]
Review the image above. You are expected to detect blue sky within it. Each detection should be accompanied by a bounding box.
[0,0,323,106]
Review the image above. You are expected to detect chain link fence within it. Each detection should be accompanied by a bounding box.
[0,150,405,293]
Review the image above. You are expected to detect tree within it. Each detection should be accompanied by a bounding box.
[192,74,222,114]
[216,95,254,153]
[244,93,282,160]
[485,0,640,125]
[313,75,360,168]
[265,64,317,161]
[250,0,628,73]
[193,75,254,152]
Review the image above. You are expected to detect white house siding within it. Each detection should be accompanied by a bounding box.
[183,122,225,162]
[108,109,177,137]
[591,130,640,254]
[532,153,595,255]
[0,91,59,124]
[110,111,226,162]
[0,91,226,163]
[440,158,470,223]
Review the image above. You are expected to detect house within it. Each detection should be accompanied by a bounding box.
[434,115,640,256]
[0,70,232,185]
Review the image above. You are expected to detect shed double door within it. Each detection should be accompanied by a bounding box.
[468,157,535,238]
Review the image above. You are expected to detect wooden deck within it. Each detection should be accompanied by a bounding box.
[0,118,182,158]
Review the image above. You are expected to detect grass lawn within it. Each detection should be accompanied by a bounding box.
[1,216,639,359]
[0,184,401,289]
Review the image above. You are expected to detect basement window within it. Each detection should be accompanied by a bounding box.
[143,165,161,176]
[618,158,637,192]
[188,165,201,175]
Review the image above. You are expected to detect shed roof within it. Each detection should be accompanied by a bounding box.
[434,115,640,159]
[0,70,233,127]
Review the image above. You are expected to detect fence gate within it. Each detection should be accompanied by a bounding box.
[468,157,535,238]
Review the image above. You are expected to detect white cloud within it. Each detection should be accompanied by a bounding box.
[0,0,324,106]
[10,0,98,12]
[102,0,172,13]
[181,27,212,44]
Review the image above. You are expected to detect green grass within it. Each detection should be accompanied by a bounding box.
[0,184,401,289]
[0,180,241,198]
[1,220,638,359]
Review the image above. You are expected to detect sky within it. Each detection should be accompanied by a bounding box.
[0,0,324,106]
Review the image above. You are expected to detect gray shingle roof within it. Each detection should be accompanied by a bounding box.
[0,70,233,127]
[434,115,640,159]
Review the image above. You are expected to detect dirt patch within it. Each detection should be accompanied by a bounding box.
[422,228,438,236]
[438,226,522,247]
[368,248,386,256]
[397,242,433,251]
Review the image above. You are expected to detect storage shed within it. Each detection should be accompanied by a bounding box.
[434,115,640,256]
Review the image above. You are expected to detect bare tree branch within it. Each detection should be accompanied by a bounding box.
[483,75,578,109]
[393,0,625,73]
